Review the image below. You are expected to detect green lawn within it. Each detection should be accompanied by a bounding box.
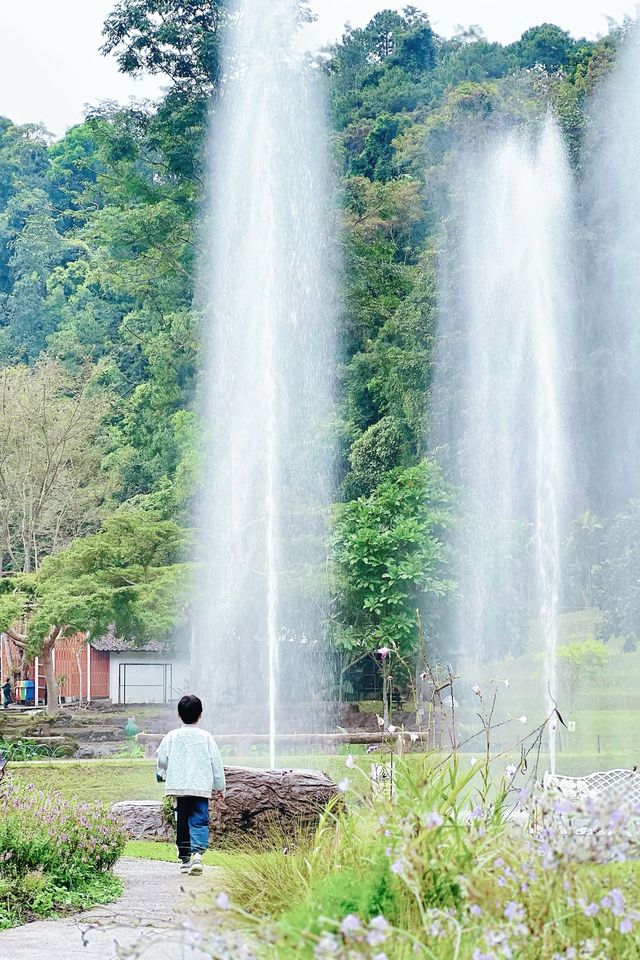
[10,759,165,803]
[10,738,638,808]
[9,755,360,804]
[124,839,254,869]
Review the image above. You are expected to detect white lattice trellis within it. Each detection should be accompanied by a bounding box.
[543,769,640,806]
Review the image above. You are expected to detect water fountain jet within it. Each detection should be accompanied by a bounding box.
[191,0,337,767]
[434,117,575,769]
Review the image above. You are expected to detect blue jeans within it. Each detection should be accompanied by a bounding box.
[175,796,209,862]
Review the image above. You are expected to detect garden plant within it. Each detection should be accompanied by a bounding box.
[0,778,126,929]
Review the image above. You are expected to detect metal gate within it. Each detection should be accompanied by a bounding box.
[118,662,173,704]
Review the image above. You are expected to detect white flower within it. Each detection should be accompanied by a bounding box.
[345,754,355,769]
[340,914,362,938]
[377,646,391,659]
[387,724,397,734]
[503,679,510,688]
[470,757,477,767]
[505,764,517,781]
[472,684,481,696]
[376,714,385,728]
[338,778,350,793]
[409,732,420,742]
[216,892,231,910]
[519,715,528,724]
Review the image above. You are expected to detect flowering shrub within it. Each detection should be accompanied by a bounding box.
[0,778,125,928]
[217,758,640,959]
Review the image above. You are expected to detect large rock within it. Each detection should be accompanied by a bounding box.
[113,766,340,842]
[112,799,174,841]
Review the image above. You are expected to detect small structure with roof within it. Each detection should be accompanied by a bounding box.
[0,629,189,706]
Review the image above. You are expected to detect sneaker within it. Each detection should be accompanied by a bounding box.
[189,853,203,876]
[180,860,190,875]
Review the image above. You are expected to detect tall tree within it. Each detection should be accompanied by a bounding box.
[0,360,111,574]
[0,509,188,710]
[101,0,226,90]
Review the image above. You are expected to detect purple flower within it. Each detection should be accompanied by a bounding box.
[340,914,362,939]
[504,901,524,923]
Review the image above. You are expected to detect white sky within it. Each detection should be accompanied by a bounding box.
[0,0,637,138]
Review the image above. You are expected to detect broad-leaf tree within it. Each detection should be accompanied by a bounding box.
[333,461,455,673]
[0,509,189,710]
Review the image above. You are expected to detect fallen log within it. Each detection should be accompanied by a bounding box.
[113,765,340,842]
[136,730,425,758]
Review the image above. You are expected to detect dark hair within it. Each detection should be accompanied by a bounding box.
[178,695,203,724]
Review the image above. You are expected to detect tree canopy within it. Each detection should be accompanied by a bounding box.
[0,3,635,697]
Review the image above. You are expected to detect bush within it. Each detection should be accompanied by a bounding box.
[0,778,126,928]
[218,758,640,959]
[0,738,67,761]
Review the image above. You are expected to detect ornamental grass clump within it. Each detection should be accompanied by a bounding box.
[0,778,125,928]
[216,757,640,959]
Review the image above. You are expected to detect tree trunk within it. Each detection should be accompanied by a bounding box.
[40,626,61,714]
[212,766,340,837]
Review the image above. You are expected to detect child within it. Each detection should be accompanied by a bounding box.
[156,694,225,875]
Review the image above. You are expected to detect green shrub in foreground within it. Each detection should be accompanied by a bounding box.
[218,758,640,958]
[0,777,126,928]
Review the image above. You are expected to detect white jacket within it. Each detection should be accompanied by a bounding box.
[156,725,226,799]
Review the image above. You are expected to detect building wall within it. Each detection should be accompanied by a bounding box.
[109,652,190,705]
[0,632,109,703]
[54,636,110,701]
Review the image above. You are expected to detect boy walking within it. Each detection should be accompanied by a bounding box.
[156,694,225,876]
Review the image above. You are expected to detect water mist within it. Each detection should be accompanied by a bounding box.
[435,119,575,769]
[191,0,337,768]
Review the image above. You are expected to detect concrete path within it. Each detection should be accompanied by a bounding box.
[0,858,247,960]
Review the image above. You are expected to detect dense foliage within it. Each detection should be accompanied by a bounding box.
[0,779,125,928]
[0,3,636,678]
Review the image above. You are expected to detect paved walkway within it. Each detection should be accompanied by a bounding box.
[0,858,243,959]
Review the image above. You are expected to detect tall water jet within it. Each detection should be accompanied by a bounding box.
[434,119,575,768]
[569,26,640,764]
[583,27,640,516]
[192,0,337,767]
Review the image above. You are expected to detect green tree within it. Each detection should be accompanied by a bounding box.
[0,509,189,710]
[557,639,608,711]
[333,461,455,672]
[0,360,111,576]
[512,23,578,72]
[101,0,226,89]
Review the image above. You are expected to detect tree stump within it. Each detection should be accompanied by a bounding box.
[113,766,340,843]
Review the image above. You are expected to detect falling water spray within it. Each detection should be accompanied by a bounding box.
[191,0,337,768]
[435,118,574,768]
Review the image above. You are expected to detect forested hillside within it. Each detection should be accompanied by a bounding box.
[0,2,629,690]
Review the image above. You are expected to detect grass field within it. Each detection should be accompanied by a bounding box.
[11,743,638,808]
[9,755,363,804]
